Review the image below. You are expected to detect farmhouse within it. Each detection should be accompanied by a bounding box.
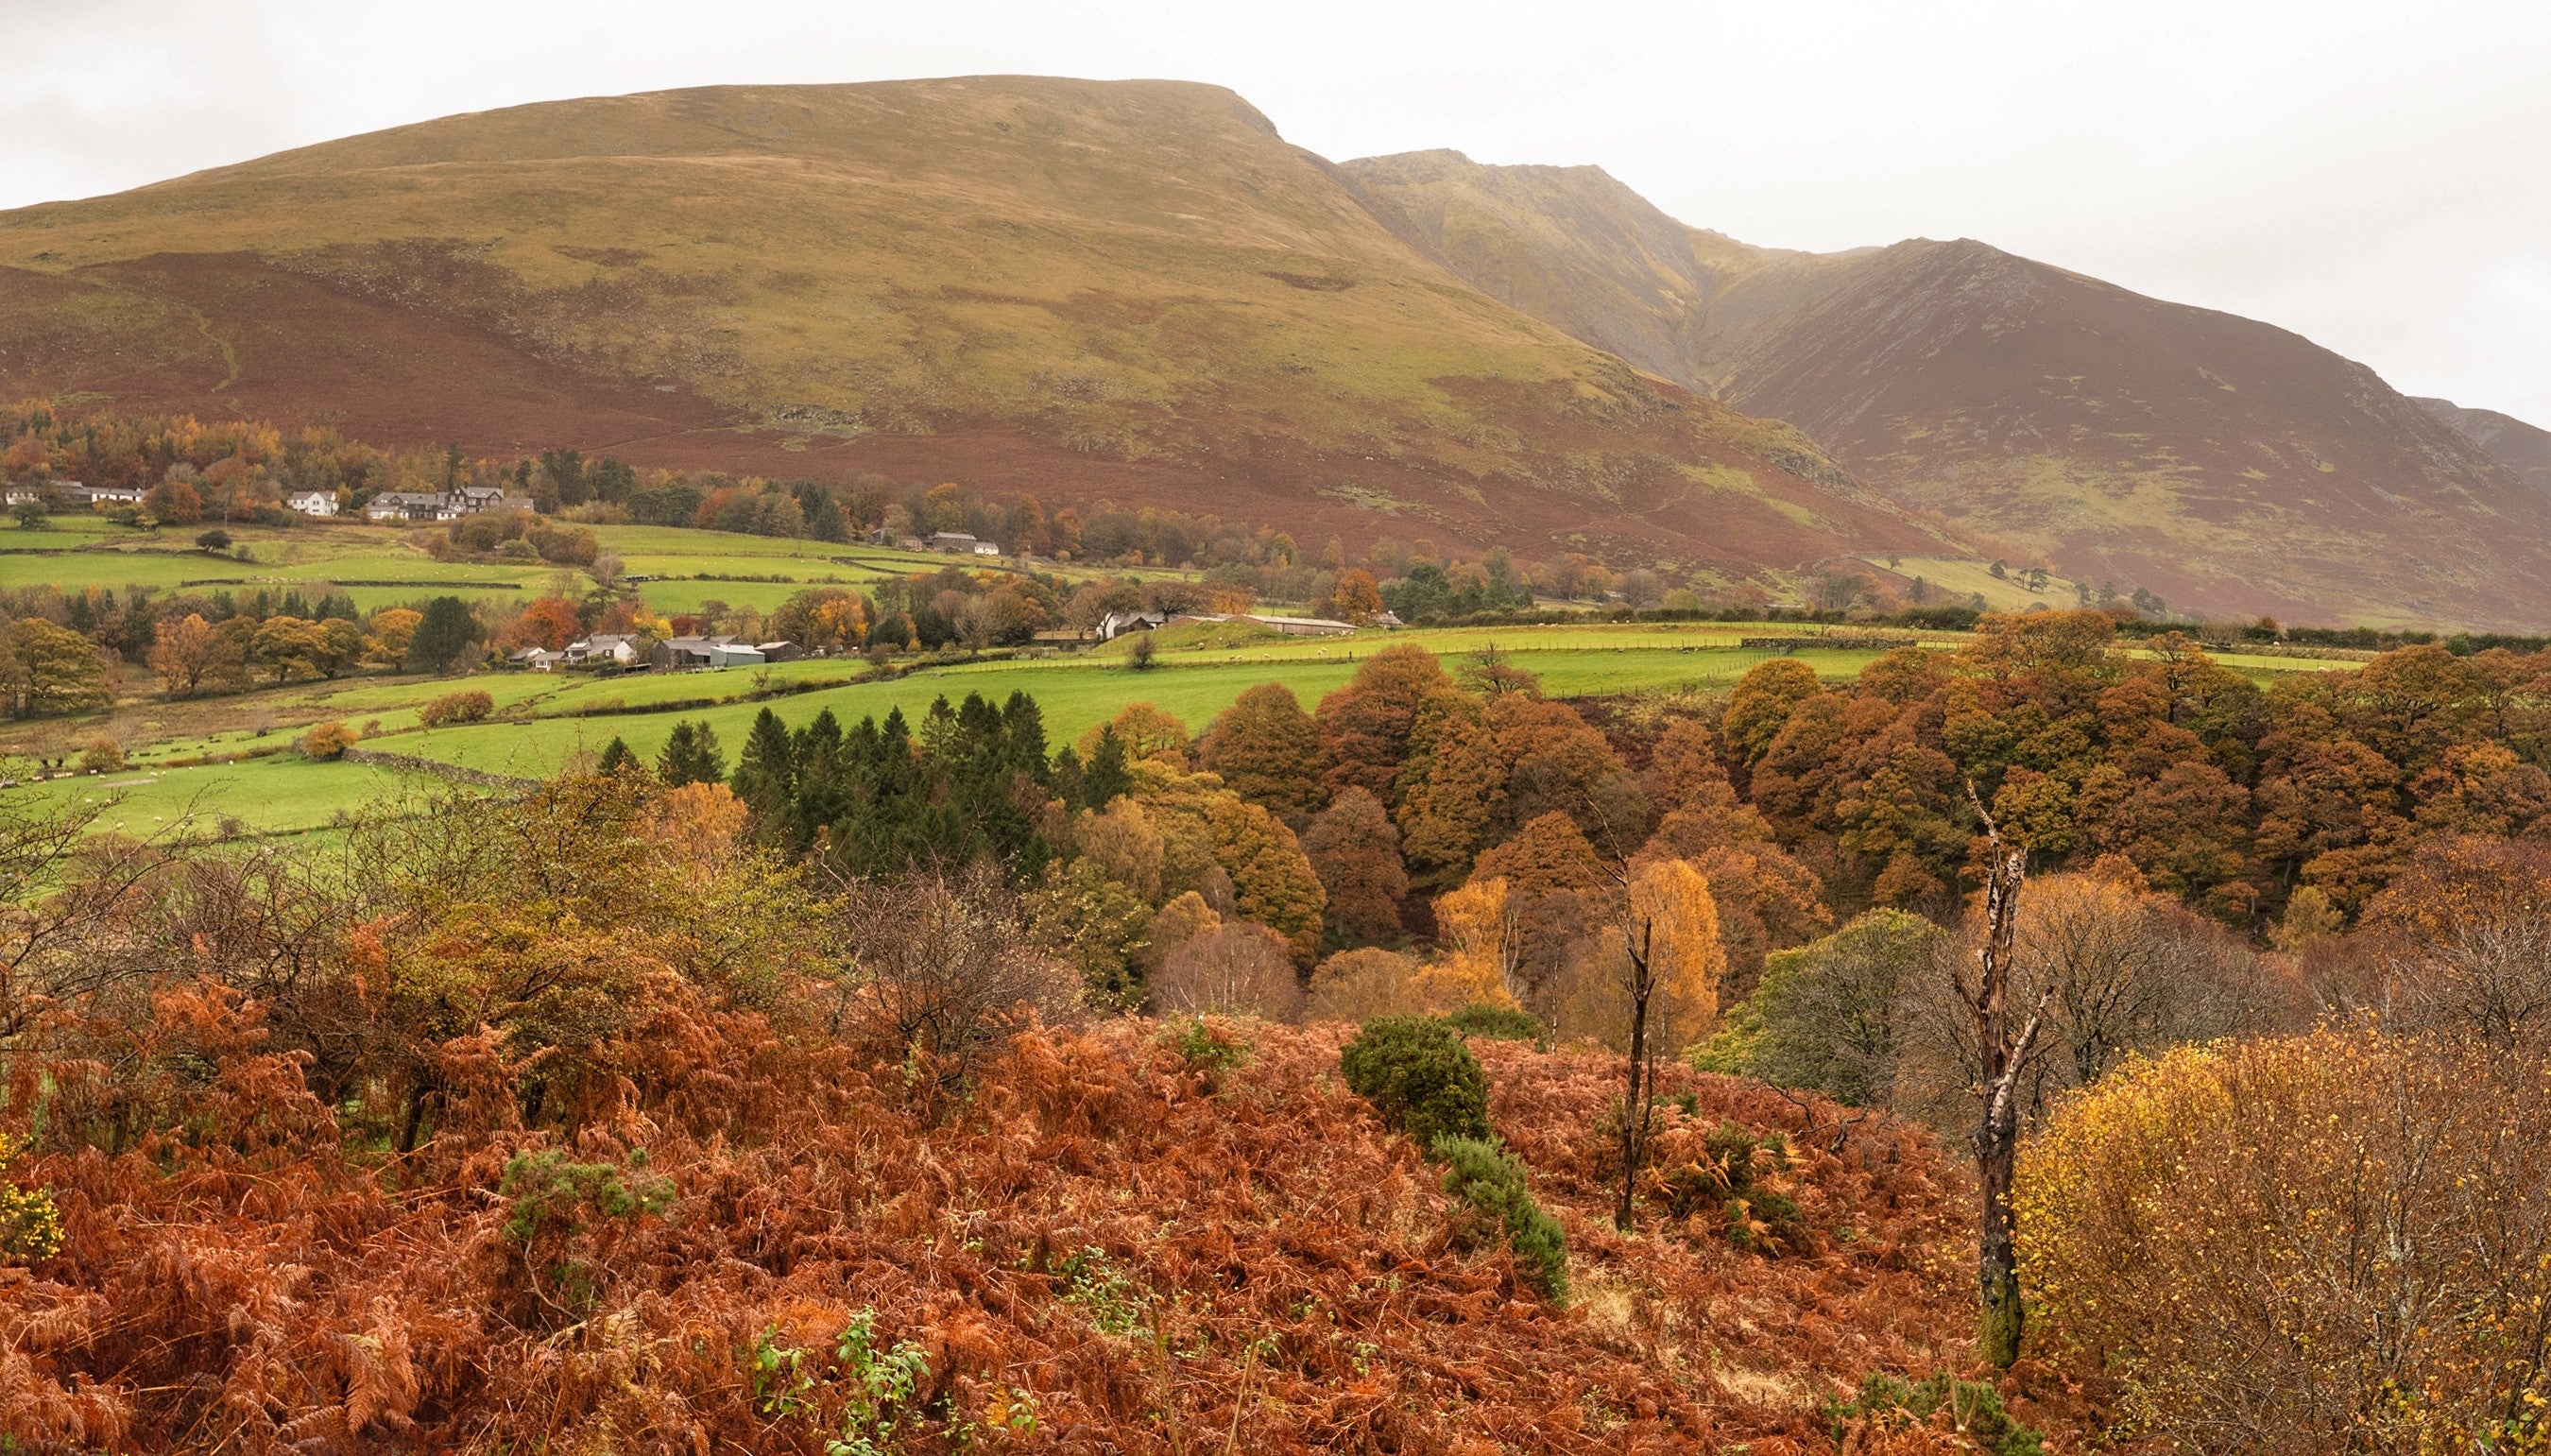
[508,646,565,672]
[562,634,642,666]
[363,487,536,522]
[1096,609,1169,641]
[284,489,339,517]
[928,531,998,555]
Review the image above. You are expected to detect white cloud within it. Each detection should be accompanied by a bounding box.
[4,0,2546,421]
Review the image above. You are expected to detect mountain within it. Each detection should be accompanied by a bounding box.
[0,78,1942,586]
[2416,397,2551,493]
[1345,150,2551,629]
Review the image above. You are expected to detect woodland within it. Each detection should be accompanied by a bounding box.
[3,603,2550,1451]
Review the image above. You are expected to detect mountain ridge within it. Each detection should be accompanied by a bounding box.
[1343,147,2551,627]
[0,77,1942,588]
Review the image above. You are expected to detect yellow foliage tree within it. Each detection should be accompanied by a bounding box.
[1424,876,1522,1012]
[1629,858,1723,1051]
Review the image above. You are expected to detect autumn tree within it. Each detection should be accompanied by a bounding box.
[1299,786,1408,947]
[1314,644,1453,804]
[147,612,223,697]
[2021,1028,2551,1455]
[4,618,110,717]
[506,595,584,652]
[1197,681,1328,816]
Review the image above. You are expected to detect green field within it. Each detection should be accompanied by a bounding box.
[13,749,442,839]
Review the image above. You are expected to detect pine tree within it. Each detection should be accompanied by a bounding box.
[1082,725,1133,810]
[595,737,637,776]
[657,719,726,787]
[730,707,797,826]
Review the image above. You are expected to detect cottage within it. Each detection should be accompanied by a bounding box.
[285,489,339,518]
[67,484,146,506]
[1097,609,1169,642]
[365,490,447,522]
[563,634,642,667]
[970,540,1001,557]
[928,531,983,554]
[509,646,565,672]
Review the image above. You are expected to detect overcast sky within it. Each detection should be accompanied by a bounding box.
[7,0,2547,423]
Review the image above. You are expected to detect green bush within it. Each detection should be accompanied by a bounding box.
[1444,1002,1544,1042]
[1824,1371,2044,1456]
[1340,1015,1491,1149]
[1432,1134,1568,1303]
[1161,1015,1250,1083]
[498,1147,676,1243]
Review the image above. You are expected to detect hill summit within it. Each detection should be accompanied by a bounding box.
[0,77,1936,588]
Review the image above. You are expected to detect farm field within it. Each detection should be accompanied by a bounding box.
[12,746,441,839]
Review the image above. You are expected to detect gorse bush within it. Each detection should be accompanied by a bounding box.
[0,1131,63,1261]
[1824,1371,2044,1456]
[1340,1014,1491,1149]
[499,1147,676,1244]
[1433,1134,1568,1303]
[1445,1001,1544,1043]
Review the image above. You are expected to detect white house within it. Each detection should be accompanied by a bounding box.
[67,484,146,505]
[1096,609,1168,642]
[285,489,339,517]
[509,646,565,672]
[562,634,642,666]
[366,490,446,522]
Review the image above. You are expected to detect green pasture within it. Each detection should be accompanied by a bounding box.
[11,750,440,838]
[388,639,1893,783]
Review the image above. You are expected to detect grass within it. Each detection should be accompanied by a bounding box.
[11,749,442,838]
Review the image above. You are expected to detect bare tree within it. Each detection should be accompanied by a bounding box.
[831,865,1082,1094]
[1149,921,1302,1021]
[1955,810,2048,1369]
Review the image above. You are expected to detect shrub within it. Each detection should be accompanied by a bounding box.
[499,1147,676,1244]
[419,688,496,728]
[1445,1002,1543,1042]
[1824,1372,2043,1456]
[1340,1015,1491,1149]
[2019,1028,2551,1454]
[77,736,125,773]
[0,1131,64,1261]
[1432,1135,1568,1302]
[194,527,231,552]
[1160,1014,1251,1082]
[300,720,358,760]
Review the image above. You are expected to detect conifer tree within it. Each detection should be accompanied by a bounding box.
[657,720,726,787]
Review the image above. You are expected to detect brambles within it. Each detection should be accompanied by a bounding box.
[1432,1135,1569,1303]
[1340,1014,1492,1149]
[417,687,494,728]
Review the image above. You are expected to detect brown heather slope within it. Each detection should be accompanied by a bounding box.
[2417,396,2551,493]
[0,77,1943,585]
[1346,150,2551,629]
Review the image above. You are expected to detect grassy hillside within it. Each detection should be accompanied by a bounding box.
[1345,151,2551,630]
[0,78,1942,584]
[2418,395,2551,492]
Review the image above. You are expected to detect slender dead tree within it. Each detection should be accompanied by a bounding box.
[1614,910,1660,1231]
[1957,796,2052,1367]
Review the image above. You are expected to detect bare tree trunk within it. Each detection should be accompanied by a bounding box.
[1617,920,1655,1231]
[1961,811,2049,1368]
